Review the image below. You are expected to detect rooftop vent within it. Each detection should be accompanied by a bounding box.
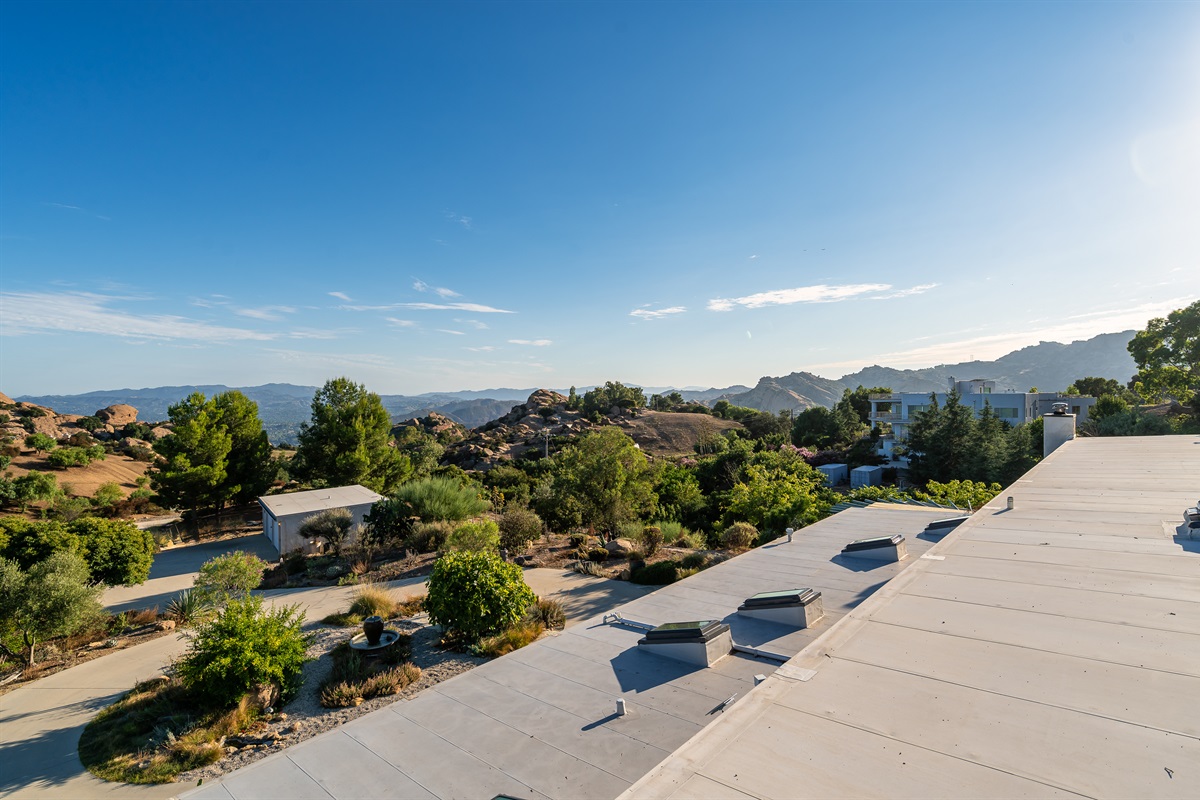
[738,589,824,629]
[841,534,908,563]
[638,620,732,667]
[924,517,968,532]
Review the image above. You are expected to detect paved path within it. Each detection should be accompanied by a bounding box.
[1,562,651,800]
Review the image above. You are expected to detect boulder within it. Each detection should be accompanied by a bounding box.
[604,538,637,557]
[95,404,138,426]
[151,426,172,439]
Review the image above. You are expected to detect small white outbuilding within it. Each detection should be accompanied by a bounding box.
[259,484,383,558]
[850,465,884,489]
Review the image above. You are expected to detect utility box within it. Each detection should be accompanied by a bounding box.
[850,465,884,488]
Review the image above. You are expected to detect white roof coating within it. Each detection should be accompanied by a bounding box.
[259,485,383,519]
[180,505,953,800]
[624,435,1200,800]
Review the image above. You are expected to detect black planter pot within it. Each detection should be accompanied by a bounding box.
[362,615,384,647]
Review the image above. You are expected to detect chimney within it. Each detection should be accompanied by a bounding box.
[1043,411,1076,457]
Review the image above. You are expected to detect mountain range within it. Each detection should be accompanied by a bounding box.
[15,331,1136,443]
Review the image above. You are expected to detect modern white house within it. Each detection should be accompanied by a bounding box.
[258,484,383,557]
[869,379,1096,465]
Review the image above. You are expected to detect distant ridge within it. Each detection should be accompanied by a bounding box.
[14,331,1136,442]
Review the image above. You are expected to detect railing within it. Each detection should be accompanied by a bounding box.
[870,412,907,422]
[869,393,899,401]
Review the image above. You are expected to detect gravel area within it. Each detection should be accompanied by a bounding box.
[178,617,489,785]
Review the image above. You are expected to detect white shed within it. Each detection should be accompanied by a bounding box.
[816,463,849,485]
[850,465,884,489]
[259,485,383,558]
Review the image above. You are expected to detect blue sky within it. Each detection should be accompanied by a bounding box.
[2,1,1198,396]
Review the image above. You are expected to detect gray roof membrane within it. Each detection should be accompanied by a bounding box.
[180,504,948,800]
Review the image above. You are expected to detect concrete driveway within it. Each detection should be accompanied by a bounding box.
[1,563,652,799]
[103,534,280,615]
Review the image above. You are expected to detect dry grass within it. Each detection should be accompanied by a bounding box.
[323,586,427,627]
[477,621,545,657]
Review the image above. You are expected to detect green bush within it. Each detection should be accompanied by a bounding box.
[586,547,609,563]
[639,525,664,557]
[679,551,710,570]
[676,530,707,550]
[442,520,500,554]
[25,433,57,453]
[405,520,454,554]
[525,598,566,630]
[392,476,489,522]
[498,507,542,552]
[425,551,535,640]
[176,596,309,708]
[91,482,124,509]
[0,551,105,666]
[71,517,156,586]
[630,560,681,585]
[720,522,758,551]
[193,552,266,604]
[297,507,354,556]
[655,520,684,542]
[568,532,589,549]
[166,589,214,626]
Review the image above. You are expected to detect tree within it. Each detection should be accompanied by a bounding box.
[297,507,354,556]
[425,551,535,640]
[193,551,267,605]
[24,433,57,453]
[212,390,274,505]
[791,406,861,449]
[70,517,155,586]
[904,391,975,486]
[836,386,891,426]
[11,470,59,511]
[292,378,410,493]
[1065,377,1124,398]
[151,393,232,513]
[581,381,646,419]
[542,428,656,536]
[392,426,445,478]
[0,552,104,667]
[1128,300,1200,408]
[1091,393,1130,421]
[723,458,829,532]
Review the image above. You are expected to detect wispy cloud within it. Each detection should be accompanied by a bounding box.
[437,329,465,336]
[456,319,489,330]
[328,291,352,302]
[708,283,891,311]
[399,302,515,314]
[444,211,473,230]
[235,305,296,321]
[0,292,275,342]
[465,345,498,352]
[385,317,416,328]
[264,349,395,369]
[630,306,687,321]
[868,283,939,300]
[287,328,343,340]
[190,295,231,309]
[508,338,552,347]
[45,201,110,221]
[413,280,461,298]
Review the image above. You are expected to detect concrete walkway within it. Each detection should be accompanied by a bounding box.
[1,563,651,799]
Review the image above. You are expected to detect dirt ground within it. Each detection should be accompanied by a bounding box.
[4,450,151,497]
[618,410,743,457]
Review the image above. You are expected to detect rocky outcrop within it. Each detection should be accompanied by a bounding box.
[393,412,468,444]
[95,404,139,426]
[443,390,590,470]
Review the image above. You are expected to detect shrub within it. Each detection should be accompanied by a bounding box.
[282,549,307,575]
[348,584,397,618]
[176,595,309,708]
[720,522,758,551]
[676,530,707,550]
[498,507,542,552]
[166,589,214,626]
[680,551,710,570]
[617,521,644,541]
[568,532,589,549]
[425,551,535,640]
[525,598,566,630]
[477,620,544,657]
[405,520,454,554]
[0,551,105,666]
[586,546,609,562]
[297,507,354,556]
[91,482,124,509]
[639,525,664,557]
[630,560,681,585]
[193,552,266,604]
[656,520,684,542]
[573,559,605,577]
[24,433,57,453]
[392,476,489,522]
[441,519,500,554]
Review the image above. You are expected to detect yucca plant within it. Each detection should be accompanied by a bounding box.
[165,590,213,626]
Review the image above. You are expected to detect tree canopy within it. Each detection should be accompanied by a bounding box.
[292,378,410,493]
[1128,300,1200,408]
[903,391,1039,487]
[538,427,656,536]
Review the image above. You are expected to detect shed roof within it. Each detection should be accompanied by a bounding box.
[259,485,383,519]
[624,435,1200,799]
[182,506,950,800]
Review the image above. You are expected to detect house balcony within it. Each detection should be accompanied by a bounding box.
[870,412,906,423]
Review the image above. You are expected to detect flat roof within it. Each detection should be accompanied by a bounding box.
[259,485,383,519]
[625,435,1200,799]
[181,505,952,800]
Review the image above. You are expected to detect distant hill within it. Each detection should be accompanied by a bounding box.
[14,330,1136,442]
[715,330,1137,412]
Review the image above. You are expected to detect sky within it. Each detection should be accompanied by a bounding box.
[2,1,1198,397]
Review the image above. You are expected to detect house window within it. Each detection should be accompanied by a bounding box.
[995,407,1019,419]
[908,404,930,416]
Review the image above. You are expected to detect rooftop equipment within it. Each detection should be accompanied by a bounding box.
[841,533,908,563]
[637,620,733,667]
[737,589,824,629]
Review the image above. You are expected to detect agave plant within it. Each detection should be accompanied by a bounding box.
[166,589,213,626]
